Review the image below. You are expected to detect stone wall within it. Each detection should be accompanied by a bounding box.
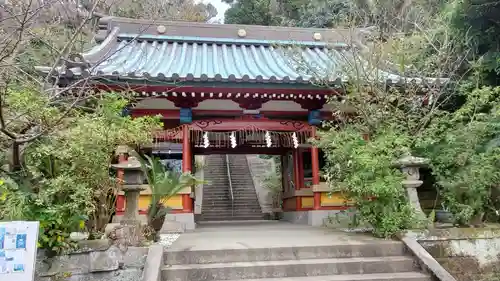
[406,227,500,281]
[246,155,276,214]
[35,239,149,281]
[194,155,205,215]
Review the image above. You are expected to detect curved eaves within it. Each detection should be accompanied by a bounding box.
[82,27,120,64]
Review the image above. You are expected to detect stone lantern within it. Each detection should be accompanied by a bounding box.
[394,154,430,223]
[111,156,147,224]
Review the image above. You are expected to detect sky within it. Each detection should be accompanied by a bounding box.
[199,0,230,22]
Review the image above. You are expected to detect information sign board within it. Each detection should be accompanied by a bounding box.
[0,221,39,281]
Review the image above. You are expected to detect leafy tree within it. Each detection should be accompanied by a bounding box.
[416,86,500,224]
[0,0,216,255]
[223,0,445,29]
[225,0,281,25]
[316,82,436,236]
[446,0,500,85]
[0,94,161,254]
[104,0,218,22]
[286,0,357,28]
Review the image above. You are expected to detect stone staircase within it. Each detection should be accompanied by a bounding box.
[161,239,432,281]
[197,155,265,221]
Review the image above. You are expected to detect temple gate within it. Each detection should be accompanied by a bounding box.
[37,16,439,230]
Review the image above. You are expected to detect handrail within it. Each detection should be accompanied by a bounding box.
[225,154,235,216]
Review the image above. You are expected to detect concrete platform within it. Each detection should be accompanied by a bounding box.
[167,221,389,252]
[212,272,431,281]
[162,221,430,281]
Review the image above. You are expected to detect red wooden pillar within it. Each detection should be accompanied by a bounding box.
[311,126,321,210]
[293,149,302,210]
[181,125,193,212]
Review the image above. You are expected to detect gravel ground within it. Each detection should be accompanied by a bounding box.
[340,227,374,233]
[157,233,181,248]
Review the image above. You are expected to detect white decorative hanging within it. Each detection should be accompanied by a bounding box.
[292,132,299,149]
[265,131,272,147]
[203,132,210,148]
[230,132,237,148]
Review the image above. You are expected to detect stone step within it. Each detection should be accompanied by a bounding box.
[201,209,262,213]
[203,191,257,194]
[201,203,261,208]
[203,186,252,189]
[201,209,262,215]
[198,215,266,219]
[202,202,261,206]
[203,193,257,201]
[204,190,258,193]
[205,187,256,189]
[204,194,259,197]
[203,191,256,194]
[202,196,260,200]
[211,272,431,281]
[203,198,257,201]
[203,197,258,200]
[164,242,406,265]
[202,197,260,201]
[201,212,263,216]
[161,256,416,281]
[200,213,264,217]
[203,186,255,190]
[204,196,257,199]
[198,212,265,216]
[200,211,264,215]
[204,181,230,184]
[200,209,264,213]
[200,213,264,218]
[203,195,257,198]
[205,177,252,180]
[202,155,261,223]
[203,192,255,195]
[196,216,267,222]
[201,205,261,209]
[201,208,262,212]
[202,207,262,210]
[204,182,255,185]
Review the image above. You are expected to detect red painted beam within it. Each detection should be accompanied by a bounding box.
[193,147,290,155]
[189,118,311,132]
[131,108,335,120]
[94,84,338,96]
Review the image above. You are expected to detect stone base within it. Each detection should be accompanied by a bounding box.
[282,210,341,226]
[112,214,147,224]
[112,213,196,233]
[160,213,196,233]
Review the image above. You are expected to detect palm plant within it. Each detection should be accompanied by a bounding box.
[133,152,204,233]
